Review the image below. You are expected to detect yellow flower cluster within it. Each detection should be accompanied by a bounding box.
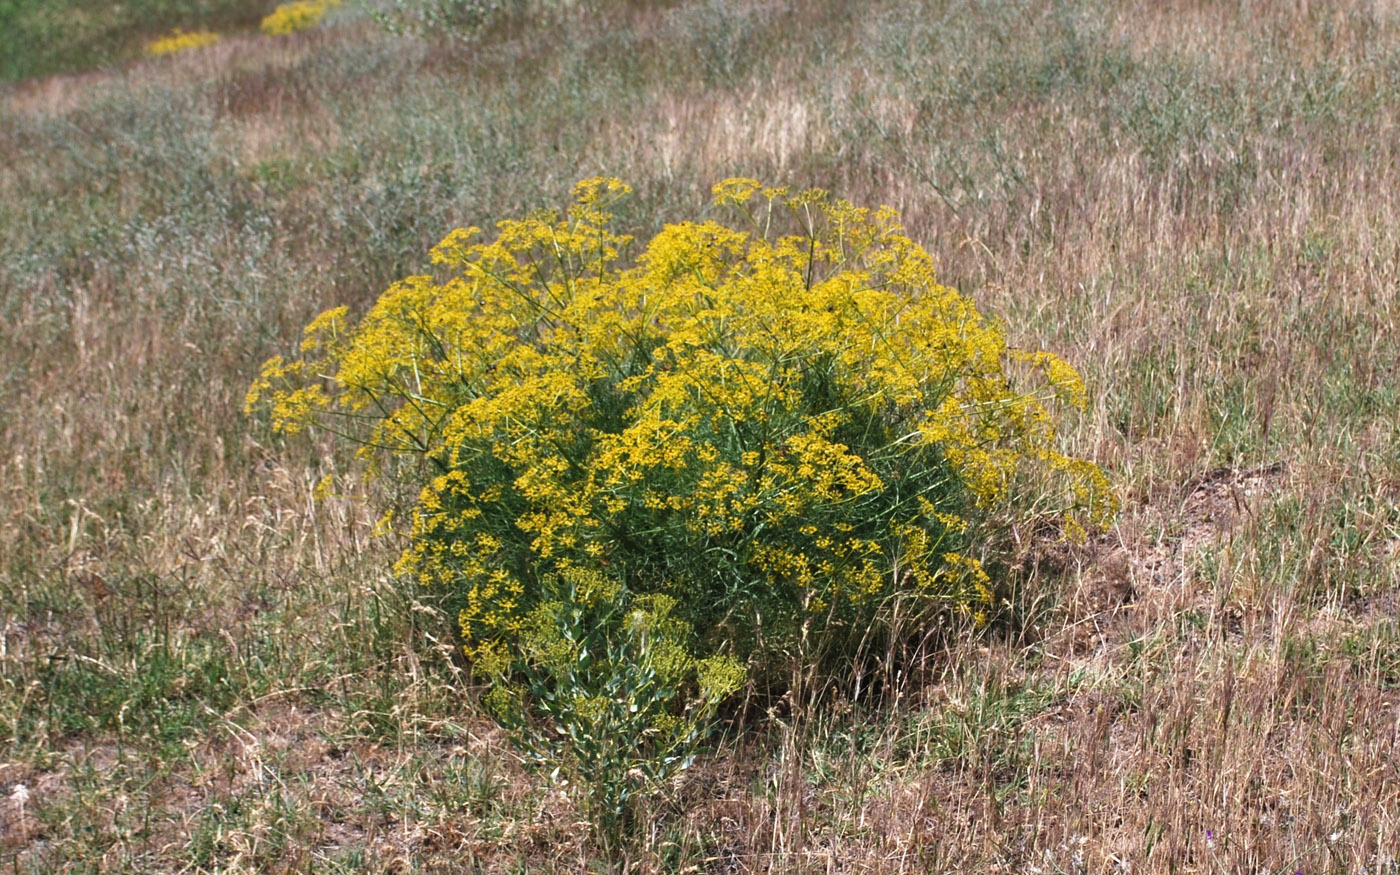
[260,0,340,36]
[248,178,1116,678]
[143,29,220,58]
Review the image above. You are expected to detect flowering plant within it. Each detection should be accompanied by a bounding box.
[144,29,220,57]
[248,178,1113,844]
[261,0,340,35]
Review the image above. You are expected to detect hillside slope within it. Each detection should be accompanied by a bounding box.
[3,0,1400,869]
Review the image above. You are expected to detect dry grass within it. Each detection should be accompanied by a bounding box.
[3,0,1400,870]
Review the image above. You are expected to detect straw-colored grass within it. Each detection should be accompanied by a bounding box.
[3,0,1399,869]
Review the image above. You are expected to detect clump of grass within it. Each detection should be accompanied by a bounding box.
[373,0,586,44]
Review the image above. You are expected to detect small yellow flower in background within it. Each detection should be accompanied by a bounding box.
[261,0,341,36]
[312,473,335,501]
[144,29,221,58]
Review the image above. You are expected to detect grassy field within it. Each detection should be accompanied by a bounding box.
[3,0,1400,870]
[0,0,273,81]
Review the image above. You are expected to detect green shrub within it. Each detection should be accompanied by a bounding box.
[248,178,1113,849]
[483,565,743,859]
